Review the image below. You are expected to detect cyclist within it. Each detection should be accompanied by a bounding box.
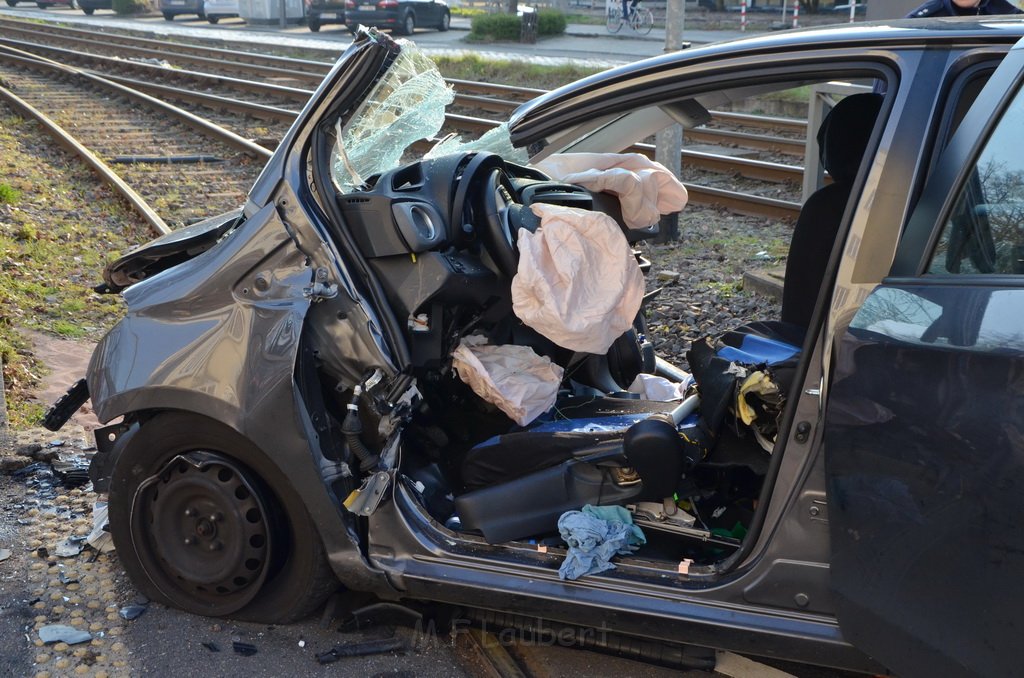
[620,0,639,22]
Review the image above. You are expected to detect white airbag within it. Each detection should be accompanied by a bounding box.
[535,153,689,230]
[511,203,644,355]
[452,335,563,426]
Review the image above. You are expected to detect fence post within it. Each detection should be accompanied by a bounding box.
[792,0,798,28]
[740,0,746,31]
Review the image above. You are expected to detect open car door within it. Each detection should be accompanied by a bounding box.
[824,39,1024,678]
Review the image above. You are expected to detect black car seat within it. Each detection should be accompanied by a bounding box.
[783,92,884,328]
[725,93,884,354]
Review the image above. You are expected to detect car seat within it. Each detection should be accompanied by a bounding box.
[782,92,884,328]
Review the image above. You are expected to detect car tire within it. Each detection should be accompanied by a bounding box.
[397,10,414,35]
[346,23,358,34]
[107,412,338,623]
[438,9,449,31]
[4,0,16,6]
[163,10,174,19]
[82,5,94,12]
[36,2,53,7]
[208,14,218,22]
[309,18,320,31]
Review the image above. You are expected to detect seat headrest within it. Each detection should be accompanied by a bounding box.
[816,93,883,185]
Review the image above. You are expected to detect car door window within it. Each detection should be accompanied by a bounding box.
[928,84,1024,275]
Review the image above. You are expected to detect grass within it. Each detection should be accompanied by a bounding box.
[0,183,20,205]
[0,111,149,428]
[431,53,602,90]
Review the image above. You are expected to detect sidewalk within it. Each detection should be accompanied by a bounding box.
[449,15,752,45]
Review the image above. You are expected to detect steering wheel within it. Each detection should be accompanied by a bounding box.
[478,167,520,279]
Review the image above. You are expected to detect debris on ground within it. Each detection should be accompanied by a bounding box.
[119,604,147,621]
[39,624,92,645]
[54,536,86,558]
[0,547,11,562]
[87,500,115,553]
[233,641,258,656]
[315,637,406,664]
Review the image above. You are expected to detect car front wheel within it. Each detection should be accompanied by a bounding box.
[108,412,337,623]
[82,5,94,12]
[309,17,320,31]
[207,14,218,22]
[162,10,174,19]
[438,9,449,31]
[4,0,16,6]
[397,11,414,35]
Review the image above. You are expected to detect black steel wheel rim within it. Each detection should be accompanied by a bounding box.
[129,453,274,616]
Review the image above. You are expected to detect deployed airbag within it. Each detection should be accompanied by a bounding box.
[534,153,689,230]
[452,335,563,426]
[512,203,644,354]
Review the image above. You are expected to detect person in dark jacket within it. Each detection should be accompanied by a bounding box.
[906,0,1022,17]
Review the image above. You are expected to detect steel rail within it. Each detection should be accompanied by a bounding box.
[0,83,171,236]
[684,184,800,221]
[0,17,332,75]
[712,110,807,135]
[684,127,805,156]
[0,46,273,161]
[1,24,803,220]
[0,36,316,106]
[98,71,300,124]
[0,22,328,87]
[0,20,807,131]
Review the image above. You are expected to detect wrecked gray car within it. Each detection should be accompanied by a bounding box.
[44,20,1024,676]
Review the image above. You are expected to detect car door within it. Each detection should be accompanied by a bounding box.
[824,40,1024,678]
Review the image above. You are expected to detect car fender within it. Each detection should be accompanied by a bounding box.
[86,198,395,594]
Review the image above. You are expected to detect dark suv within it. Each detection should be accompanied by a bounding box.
[47,19,1024,677]
[306,0,345,31]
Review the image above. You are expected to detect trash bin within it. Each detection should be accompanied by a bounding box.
[520,5,537,43]
[238,0,304,24]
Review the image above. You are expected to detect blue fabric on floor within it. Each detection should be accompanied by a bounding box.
[717,334,800,366]
[557,504,646,580]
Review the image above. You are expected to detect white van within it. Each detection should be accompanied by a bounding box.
[203,0,239,23]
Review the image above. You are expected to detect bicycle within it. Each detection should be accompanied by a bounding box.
[606,0,653,35]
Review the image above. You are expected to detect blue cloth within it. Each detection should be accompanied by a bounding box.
[717,334,800,366]
[557,504,646,581]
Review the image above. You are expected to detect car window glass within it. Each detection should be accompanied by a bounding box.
[928,85,1024,275]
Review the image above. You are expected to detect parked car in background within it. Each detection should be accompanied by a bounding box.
[78,0,111,14]
[46,18,1024,678]
[203,0,238,23]
[159,0,205,20]
[306,0,345,31]
[31,0,76,8]
[343,0,449,35]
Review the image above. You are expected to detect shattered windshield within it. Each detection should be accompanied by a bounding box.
[330,36,527,192]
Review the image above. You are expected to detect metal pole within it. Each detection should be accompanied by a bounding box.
[740,0,746,31]
[279,0,286,28]
[849,0,856,23]
[792,0,798,27]
[655,0,684,243]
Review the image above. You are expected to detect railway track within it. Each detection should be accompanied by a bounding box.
[0,46,268,228]
[0,16,810,221]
